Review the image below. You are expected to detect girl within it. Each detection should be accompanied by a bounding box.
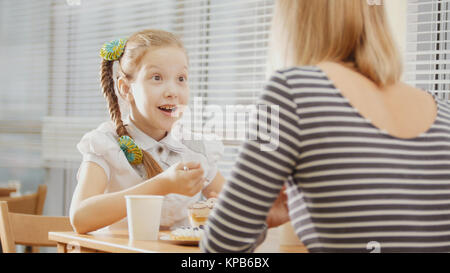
[70,29,225,234]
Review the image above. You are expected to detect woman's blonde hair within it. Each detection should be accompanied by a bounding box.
[100,29,186,179]
[269,0,402,87]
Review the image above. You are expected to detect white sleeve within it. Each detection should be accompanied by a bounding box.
[76,129,115,181]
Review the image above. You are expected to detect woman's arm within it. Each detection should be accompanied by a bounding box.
[203,171,289,227]
[70,161,204,234]
[200,70,301,252]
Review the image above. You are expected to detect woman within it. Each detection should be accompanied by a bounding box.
[200,0,450,253]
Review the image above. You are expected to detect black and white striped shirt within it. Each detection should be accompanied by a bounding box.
[200,66,450,253]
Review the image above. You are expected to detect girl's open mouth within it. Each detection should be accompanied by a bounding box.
[158,105,178,116]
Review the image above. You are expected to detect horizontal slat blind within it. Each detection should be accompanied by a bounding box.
[41,116,106,169]
[43,0,274,179]
[0,0,51,168]
[405,0,450,100]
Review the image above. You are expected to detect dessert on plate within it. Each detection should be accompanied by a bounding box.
[170,226,204,241]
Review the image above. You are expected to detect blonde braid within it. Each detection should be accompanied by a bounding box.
[100,60,128,137]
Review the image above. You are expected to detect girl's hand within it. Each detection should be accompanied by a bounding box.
[162,161,205,197]
[201,172,225,199]
[204,191,218,199]
[266,186,290,228]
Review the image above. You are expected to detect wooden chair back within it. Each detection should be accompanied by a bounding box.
[0,187,17,197]
[0,184,47,215]
[0,201,73,253]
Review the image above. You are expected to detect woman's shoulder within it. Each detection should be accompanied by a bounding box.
[266,65,329,90]
[274,65,325,79]
[276,62,367,80]
[277,65,324,74]
[262,66,331,103]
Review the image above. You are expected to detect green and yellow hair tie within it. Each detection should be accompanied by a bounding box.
[118,135,143,165]
[100,38,127,61]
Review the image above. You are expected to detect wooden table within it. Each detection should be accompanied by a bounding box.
[49,228,308,253]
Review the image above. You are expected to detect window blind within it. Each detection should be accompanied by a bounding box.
[405,0,449,100]
[0,0,51,168]
[43,0,275,179]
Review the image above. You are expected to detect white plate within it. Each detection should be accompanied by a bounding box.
[159,235,200,246]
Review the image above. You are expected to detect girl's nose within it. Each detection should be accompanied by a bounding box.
[163,86,178,98]
[163,90,177,98]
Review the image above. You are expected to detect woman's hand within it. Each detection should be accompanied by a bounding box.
[161,161,205,196]
[266,186,290,228]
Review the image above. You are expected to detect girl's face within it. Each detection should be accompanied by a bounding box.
[127,46,189,135]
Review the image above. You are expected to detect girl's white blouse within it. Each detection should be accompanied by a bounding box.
[76,118,224,230]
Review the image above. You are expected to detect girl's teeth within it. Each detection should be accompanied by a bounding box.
[160,106,175,110]
[159,105,177,113]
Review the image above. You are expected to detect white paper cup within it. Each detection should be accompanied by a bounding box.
[125,195,164,241]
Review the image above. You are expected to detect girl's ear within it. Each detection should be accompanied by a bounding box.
[117,76,134,103]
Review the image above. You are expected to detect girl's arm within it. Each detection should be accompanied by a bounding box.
[70,162,168,234]
[70,161,204,234]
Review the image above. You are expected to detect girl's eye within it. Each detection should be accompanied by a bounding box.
[152,75,161,81]
[179,76,187,82]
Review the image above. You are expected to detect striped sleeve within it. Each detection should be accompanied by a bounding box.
[200,71,301,252]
